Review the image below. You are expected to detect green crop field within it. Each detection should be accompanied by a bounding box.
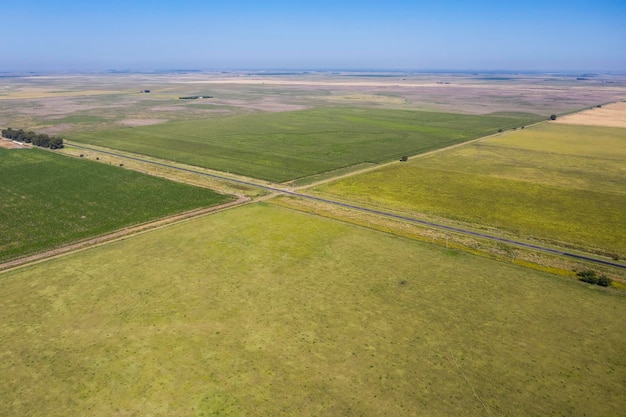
[1,203,624,416]
[314,123,626,257]
[70,108,540,182]
[0,148,231,263]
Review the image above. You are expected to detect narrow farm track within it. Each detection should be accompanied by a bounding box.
[293,129,509,189]
[65,142,626,270]
[0,196,249,272]
[290,119,550,189]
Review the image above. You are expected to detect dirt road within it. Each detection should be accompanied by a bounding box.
[0,196,249,272]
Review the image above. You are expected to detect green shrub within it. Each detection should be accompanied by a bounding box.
[577,270,612,287]
[597,275,613,287]
[577,270,599,284]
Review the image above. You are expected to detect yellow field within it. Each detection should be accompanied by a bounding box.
[314,123,626,257]
[2,203,625,416]
[488,122,626,161]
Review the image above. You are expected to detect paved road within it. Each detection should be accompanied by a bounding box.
[68,142,626,270]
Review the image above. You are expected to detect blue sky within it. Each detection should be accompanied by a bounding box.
[2,0,625,72]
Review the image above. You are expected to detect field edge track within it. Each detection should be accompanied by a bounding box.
[64,143,626,271]
[0,196,249,273]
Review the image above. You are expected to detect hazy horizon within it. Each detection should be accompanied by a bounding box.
[2,0,625,73]
[3,69,625,76]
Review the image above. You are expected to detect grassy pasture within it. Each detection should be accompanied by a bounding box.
[0,148,231,263]
[314,123,626,257]
[70,108,540,182]
[0,203,624,416]
[490,122,626,160]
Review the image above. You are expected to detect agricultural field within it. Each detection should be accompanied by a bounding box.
[554,101,626,128]
[69,107,540,182]
[1,203,624,416]
[2,72,624,137]
[2,72,622,185]
[313,122,626,258]
[2,72,626,416]
[0,148,231,263]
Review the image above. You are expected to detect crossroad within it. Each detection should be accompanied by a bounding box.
[68,142,626,270]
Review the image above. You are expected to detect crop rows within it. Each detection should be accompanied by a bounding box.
[0,148,231,263]
[71,107,541,182]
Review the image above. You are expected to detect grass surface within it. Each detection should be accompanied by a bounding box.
[0,148,232,263]
[314,123,626,256]
[70,108,540,182]
[1,203,624,416]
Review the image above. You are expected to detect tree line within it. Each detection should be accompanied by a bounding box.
[1,128,64,149]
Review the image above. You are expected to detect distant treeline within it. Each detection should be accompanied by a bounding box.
[1,128,64,149]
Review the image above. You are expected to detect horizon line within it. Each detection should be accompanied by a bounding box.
[2,68,626,76]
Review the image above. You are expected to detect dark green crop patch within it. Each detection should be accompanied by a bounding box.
[0,148,231,263]
[71,107,541,182]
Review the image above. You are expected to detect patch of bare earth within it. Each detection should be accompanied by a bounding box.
[118,118,168,126]
[39,123,74,135]
[216,98,309,112]
[12,97,113,117]
[152,105,189,112]
[554,102,626,128]
[0,139,27,149]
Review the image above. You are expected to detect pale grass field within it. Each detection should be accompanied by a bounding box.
[314,123,626,256]
[554,101,626,128]
[488,122,626,160]
[1,203,624,417]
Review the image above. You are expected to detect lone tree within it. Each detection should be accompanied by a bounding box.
[550,114,557,120]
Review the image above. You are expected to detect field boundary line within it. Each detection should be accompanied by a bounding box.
[65,142,626,270]
[0,196,248,273]
[288,192,626,269]
[448,348,494,417]
[430,311,495,417]
[295,120,548,190]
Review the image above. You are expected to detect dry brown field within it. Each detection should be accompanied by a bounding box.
[0,138,26,149]
[554,101,626,127]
